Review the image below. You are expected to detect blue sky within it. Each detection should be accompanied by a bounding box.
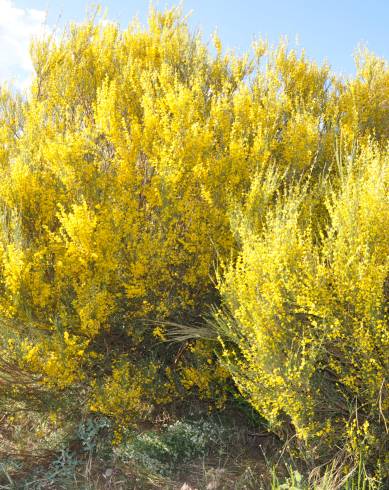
[1,0,389,88]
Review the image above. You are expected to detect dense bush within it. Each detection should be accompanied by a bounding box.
[0,6,245,417]
[0,4,387,481]
[216,143,388,469]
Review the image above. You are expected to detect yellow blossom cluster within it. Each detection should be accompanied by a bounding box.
[0,6,387,464]
[217,143,388,466]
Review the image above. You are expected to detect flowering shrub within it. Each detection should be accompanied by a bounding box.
[0,6,387,466]
[1,7,245,411]
[216,142,388,468]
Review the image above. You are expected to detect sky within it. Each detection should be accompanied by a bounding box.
[1,0,389,89]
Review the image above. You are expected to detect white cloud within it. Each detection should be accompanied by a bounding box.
[0,0,48,90]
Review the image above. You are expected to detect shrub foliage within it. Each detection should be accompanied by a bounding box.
[0,4,387,478]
